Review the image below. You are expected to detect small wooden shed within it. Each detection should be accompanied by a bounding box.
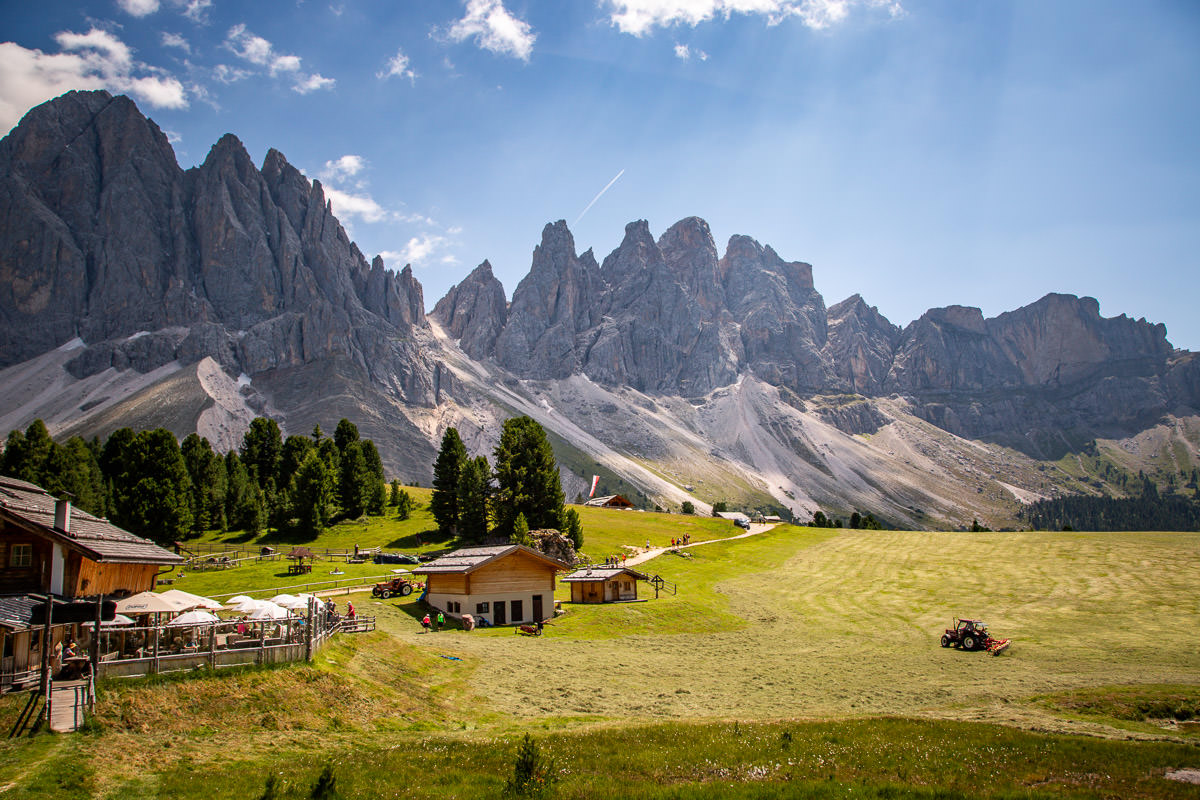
[413,544,570,626]
[562,566,649,604]
[584,494,634,509]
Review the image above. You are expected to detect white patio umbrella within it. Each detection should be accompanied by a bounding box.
[167,609,220,626]
[269,594,299,606]
[274,596,310,610]
[116,591,189,615]
[160,589,223,611]
[246,602,290,621]
[101,613,136,627]
[225,595,256,606]
[227,598,268,613]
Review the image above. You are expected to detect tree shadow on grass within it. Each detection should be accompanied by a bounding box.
[384,529,451,550]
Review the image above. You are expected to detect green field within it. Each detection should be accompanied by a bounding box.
[2,509,1199,798]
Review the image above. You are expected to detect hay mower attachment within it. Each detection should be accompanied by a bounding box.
[940,618,1010,656]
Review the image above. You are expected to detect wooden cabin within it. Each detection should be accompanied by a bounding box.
[413,544,570,626]
[0,476,184,689]
[562,566,648,604]
[584,494,634,509]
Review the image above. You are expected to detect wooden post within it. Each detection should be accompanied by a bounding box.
[91,593,103,680]
[38,595,52,696]
[152,621,159,675]
[208,624,216,670]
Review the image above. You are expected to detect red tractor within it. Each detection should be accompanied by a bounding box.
[371,577,417,599]
[940,618,1011,655]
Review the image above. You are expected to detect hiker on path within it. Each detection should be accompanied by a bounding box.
[421,613,431,633]
[437,611,445,632]
[346,601,356,620]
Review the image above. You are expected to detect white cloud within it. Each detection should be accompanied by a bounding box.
[323,154,366,181]
[181,0,212,24]
[604,0,902,35]
[213,63,251,84]
[447,0,536,62]
[392,235,451,266]
[0,29,187,134]
[161,32,190,53]
[294,73,335,94]
[378,48,417,82]
[224,25,335,94]
[118,0,160,17]
[323,186,389,224]
[673,42,707,60]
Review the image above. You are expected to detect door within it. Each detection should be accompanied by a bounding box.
[532,595,543,621]
[510,599,523,622]
[494,601,506,625]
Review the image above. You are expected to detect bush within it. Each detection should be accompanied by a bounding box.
[504,733,556,798]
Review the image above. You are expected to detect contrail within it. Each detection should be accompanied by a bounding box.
[574,168,625,225]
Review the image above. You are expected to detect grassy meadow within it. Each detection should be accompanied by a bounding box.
[1,496,1198,798]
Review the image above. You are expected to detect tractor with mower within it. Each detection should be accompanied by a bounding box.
[940,618,1011,655]
[371,576,418,599]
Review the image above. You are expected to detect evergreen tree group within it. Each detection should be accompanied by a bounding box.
[430,416,583,550]
[1,416,390,544]
[1019,478,1200,531]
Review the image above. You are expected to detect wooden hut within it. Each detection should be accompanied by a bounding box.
[584,494,634,509]
[562,566,649,603]
[412,544,570,626]
[0,476,183,690]
[287,547,314,575]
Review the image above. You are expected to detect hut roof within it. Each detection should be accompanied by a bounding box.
[413,544,571,575]
[288,547,315,559]
[561,566,649,582]
[0,476,183,565]
[584,494,634,508]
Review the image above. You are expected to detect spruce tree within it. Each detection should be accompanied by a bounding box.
[431,427,468,535]
[492,417,564,537]
[456,455,491,544]
[292,451,333,537]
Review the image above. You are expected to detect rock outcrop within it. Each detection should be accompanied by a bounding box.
[441,218,1198,458]
[0,90,439,475]
[431,260,508,360]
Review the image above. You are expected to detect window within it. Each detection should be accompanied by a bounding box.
[9,544,32,568]
[475,602,489,614]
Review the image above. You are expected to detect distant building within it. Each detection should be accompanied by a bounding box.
[584,494,634,509]
[0,476,184,690]
[562,566,649,603]
[715,511,751,524]
[412,544,570,626]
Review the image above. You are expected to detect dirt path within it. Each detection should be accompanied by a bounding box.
[623,522,776,567]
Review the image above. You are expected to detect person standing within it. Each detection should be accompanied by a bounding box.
[421,613,431,633]
[436,611,445,632]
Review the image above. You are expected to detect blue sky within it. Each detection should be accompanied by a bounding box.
[2,1,1198,349]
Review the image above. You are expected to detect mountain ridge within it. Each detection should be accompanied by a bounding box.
[2,91,1198,528]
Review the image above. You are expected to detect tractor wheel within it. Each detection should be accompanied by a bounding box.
[962,635,977,651]
[380,589,391,599]
[400,584,414,597]
[940,634,951,648]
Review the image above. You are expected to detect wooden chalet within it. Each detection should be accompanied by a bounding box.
[584,494,634,509]
[562,566,649,603]
[412,544,570,626]
[0,476,184,690]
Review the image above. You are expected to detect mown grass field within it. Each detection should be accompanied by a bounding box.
[1,511,1198,799]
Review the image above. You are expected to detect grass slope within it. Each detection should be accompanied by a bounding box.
[2,512,1199,798]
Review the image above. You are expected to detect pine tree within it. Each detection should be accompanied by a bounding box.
[431,427,468,535]
[333,418,360,454]
[456,455,491,544]
[561,507,584,550]
[395,489,413,521]
[359,440,387,515]
[510,512,532,547]
[241,418,283,487]
[339,441,370,520]
[292,451,333,537]
[492,417,564,537]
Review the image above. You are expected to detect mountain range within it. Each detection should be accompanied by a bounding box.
[2,91,1198,529]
